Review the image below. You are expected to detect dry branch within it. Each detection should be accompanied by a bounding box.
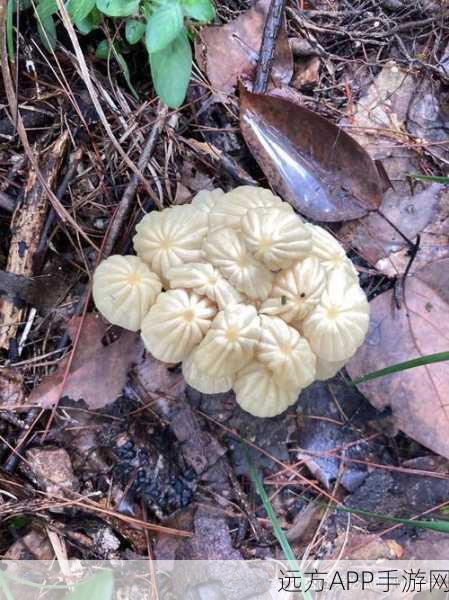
[0,133,69,350]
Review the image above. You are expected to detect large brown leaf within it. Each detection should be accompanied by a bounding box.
[29,314,143,409]
[240,86,384,221]
[346,259,449,459]
[195,0,292,96]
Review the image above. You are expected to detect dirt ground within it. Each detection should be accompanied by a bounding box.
[1,0,449,582]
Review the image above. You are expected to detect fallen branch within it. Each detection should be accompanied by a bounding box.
[254,0,287,94]
[0,133,69,350]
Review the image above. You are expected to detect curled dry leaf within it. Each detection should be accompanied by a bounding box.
[29,314,143,409]
[195,0,292,96]
[239,85,384,221]
[346,259,449,459]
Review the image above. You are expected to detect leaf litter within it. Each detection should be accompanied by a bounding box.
[347,259,449,459]
[29,314,143,409]
[2,0,449,569]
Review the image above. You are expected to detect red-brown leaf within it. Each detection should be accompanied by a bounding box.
[347,259,449,459]
[195,0,292,95]
[240,85,384,221]
[29,314,143,409]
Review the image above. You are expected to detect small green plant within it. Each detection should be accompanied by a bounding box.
[9,0,215,108]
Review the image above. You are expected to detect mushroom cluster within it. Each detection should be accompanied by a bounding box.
[93,186,369,417]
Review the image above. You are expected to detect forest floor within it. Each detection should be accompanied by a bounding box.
[1,0,449,593]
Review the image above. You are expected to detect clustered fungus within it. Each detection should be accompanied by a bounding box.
[93,186,369,418]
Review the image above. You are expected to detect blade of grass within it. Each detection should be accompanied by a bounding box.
[411,174,449,184]
[244,444,313,600]
[6,0,14,61]
[352,351,449,384]
[293,494,449,534]
[336,504,449,533]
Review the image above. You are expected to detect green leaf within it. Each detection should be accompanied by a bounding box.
[95,38,110,59]
[115,52,139,99]
[67,0,96,22]
[125,18,145,44]
[145,1,183,53]
[37,14,57,51]
[149,27,192,108]
[182,0,214,22]
[36,0,58,19]
[96,0,139,17]
[75,6,101,33]
[352,351,449,384]
[12,0,32,12]
[65,571,114,600]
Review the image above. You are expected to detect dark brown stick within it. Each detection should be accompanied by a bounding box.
[253,0,287,94]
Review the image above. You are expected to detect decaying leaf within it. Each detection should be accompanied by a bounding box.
[240,85,384,221]
[339,61,449,272]
[195,0,293,95]
[346,259,449,459]
[29,314,143,409]
[0,368,25,408]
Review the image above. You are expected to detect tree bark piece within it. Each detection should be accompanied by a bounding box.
[0,133,69,350]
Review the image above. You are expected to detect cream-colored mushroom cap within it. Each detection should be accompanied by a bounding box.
[306,223,358,280]
[260,256,326,323]
[257,316,316,389]
[315,357,346,381]
[209,185,293,231]
[166,263,242,309]
[193,304,261,377]
[203,228,273,300]
[182,348,234,394]
[302,270,369,362]
[133,204,208,281]
[234,361,299,417]
[141,289,217,363]
[191,188,224,214]
[241,207,311,270]
[92,255,162,332]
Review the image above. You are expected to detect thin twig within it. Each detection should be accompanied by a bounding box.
[253,0,286,94]
[103,105,168,257]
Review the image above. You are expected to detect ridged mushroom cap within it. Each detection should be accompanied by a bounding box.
[92,255,161,332]
[133,204,208,281]
[257,316,316,389]
[182,348,235,394]
[203,228,273,300]
[209,185,293,231]
[192,304,261,377]
[241,207,311,270]
[141,289,217,363]
[234,361,299,417]
[306,223,358,280]
[260,256,326,323]
[302,270,369,361]
[166,263,242,309]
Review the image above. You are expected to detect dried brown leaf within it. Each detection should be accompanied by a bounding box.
[0,368,25,408]
[195,0,292,95]
[346,259,449,459]
[240,85,384,221]
[339,62,449,272]
[29,314,143,409]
